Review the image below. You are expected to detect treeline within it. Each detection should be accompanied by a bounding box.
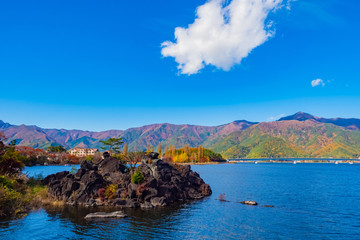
[151,143,224,163]
[0,132,48,219]
[92,139,225,164]
[0,133,80,167]
[16,146,80,166]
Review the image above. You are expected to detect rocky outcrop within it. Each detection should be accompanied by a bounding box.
[42,152,212,208]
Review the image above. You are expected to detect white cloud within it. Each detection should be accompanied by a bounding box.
[311,78,325,87]
[161,0,286,75]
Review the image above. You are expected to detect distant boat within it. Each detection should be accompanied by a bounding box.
[349,161,354,164]
[335,161,339,164]
[255,161,258,164]
[293,161,297,164]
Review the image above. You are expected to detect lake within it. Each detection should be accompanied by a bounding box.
[1,163,360,239]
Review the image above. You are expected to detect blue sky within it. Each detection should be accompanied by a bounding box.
[0,0,359,131]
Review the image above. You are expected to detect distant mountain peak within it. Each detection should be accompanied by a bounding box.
[0,120,12,129]
[278,112,317,121]
[234,119,258,124]
[278,112,360,131]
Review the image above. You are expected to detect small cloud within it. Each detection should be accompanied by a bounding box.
[267,113,286,121]
[286,0,297,10]
[161,0,291,75]
[311,78,325,87]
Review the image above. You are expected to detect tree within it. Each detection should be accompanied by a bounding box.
[0,147,25,175]
[158,143,162,158]
[164,145,169,156]
[47,145,66,153]
[100,137,124,155]
[197,145,201,162]
[123,143,128,156]
[184,144,190,155]
[9,140,17,146]
[124,147,145,173]
[171,145,175,157]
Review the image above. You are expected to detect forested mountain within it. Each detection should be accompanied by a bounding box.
[212,119,360,159]
[1,112,360,159]
[0,120,255,150]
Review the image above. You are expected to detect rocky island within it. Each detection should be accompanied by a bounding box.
[42,152,212,208]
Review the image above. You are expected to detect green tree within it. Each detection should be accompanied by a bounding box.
[47,145,66,153]
[100,137,124,154]
[9,140,17,146]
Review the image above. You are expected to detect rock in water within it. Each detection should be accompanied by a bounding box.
[84,211,127,219]
[239,201,258,206]
[42,152,212,208]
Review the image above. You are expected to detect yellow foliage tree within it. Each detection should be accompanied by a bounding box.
[173,152,189,163]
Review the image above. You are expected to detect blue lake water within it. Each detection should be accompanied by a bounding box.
[1,163,360,239]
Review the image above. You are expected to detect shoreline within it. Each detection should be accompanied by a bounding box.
[24,160,360,168]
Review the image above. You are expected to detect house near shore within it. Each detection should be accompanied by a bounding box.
[68,148,99,157]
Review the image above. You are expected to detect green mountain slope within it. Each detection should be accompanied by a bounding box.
[212,120,360,159]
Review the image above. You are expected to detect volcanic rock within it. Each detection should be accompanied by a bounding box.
[43,152,212,208]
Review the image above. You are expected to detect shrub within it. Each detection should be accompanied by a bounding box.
[131,169,144,184]
[136,183,147,197]
[0,186,22,217]
[104,184,116,199]
[0,149,25,175]
[0,176,15,189]
[97,188,106,201]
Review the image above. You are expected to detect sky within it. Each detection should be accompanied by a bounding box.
[0,0,359,131]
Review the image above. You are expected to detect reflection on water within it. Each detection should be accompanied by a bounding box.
[1,164,360,239]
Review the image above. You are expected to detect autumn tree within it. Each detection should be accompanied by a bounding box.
[146,144,151,153]
[158,143,162,158]
[184,144,190,156]
[171,145,175,157]
[0,140,25,175]
[164,145,169,156]
[123,143,128,156]
[197,145,201,162]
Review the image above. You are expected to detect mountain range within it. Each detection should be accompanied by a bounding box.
[1,112,360,159]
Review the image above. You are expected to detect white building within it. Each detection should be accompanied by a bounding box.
[68,148,98,157]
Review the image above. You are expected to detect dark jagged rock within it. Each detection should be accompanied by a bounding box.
[43,152,212,208]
